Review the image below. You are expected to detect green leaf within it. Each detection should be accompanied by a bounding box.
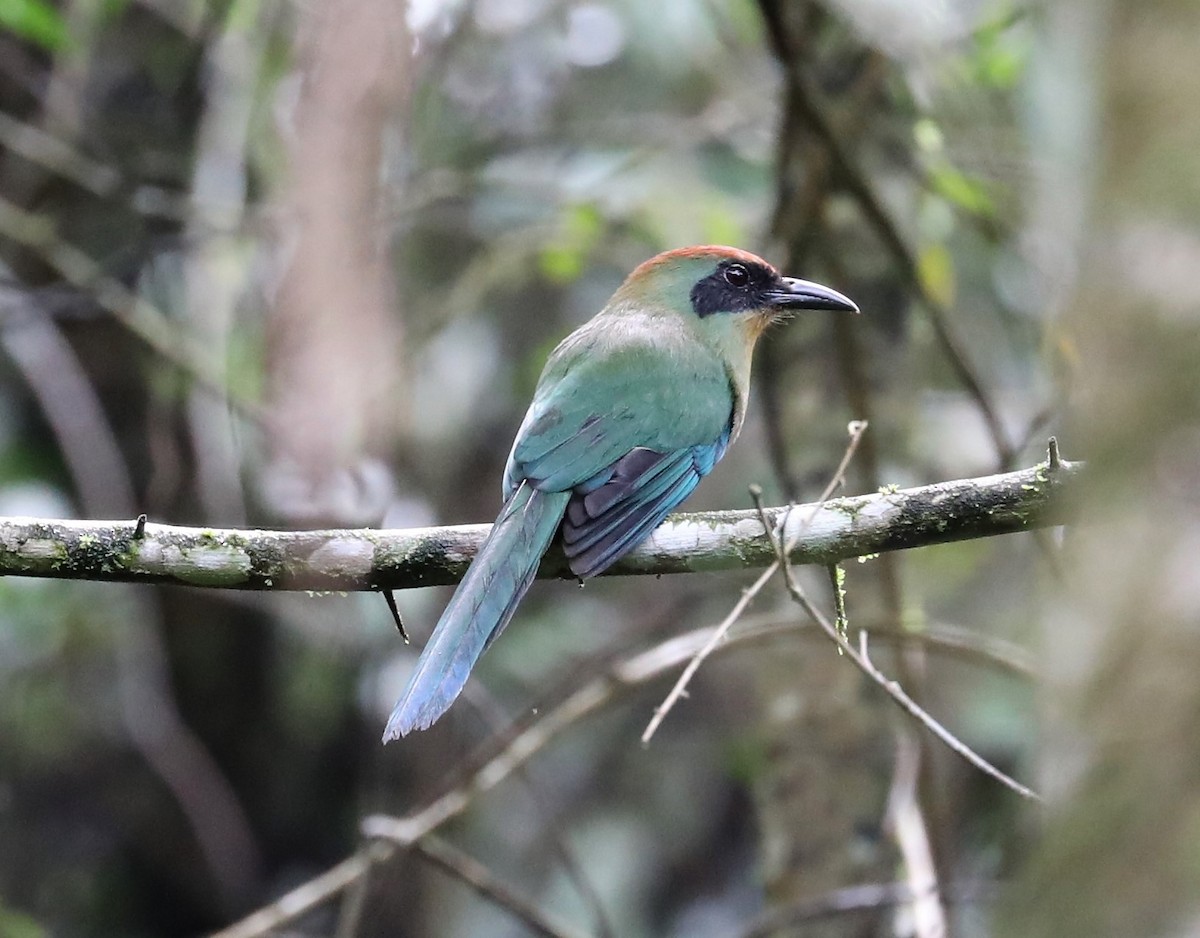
[969,6,1030,90]
[539,245,585,284]
[541,202,604,283]
[918,243,957,308]
[565,201,603,242]
[974,42,1025,88]
[0,0,68,50]
[701,202,745,248]
[913,118,945,154]
[0,904,47,938]
[931,164,996,218]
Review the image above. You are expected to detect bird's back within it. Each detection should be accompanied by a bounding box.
[504,304,736,498]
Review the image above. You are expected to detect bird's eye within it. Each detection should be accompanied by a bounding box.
[723,264,749,287]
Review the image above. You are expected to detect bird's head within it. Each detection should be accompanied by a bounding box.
[614,245,858,346]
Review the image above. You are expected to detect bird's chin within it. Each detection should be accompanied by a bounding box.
[745,308,791,340]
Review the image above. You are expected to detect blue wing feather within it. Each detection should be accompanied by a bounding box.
[562,431,731,578]
[565,470,700,577]
[563,450,686,539]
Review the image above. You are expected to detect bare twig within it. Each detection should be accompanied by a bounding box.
[753,499,1041,801]
[886,729,947,938]
[1,306,136,512]
[510,763,616,938]
[209,848,384,938]
[332,852,372,938]
[739,882,923,938]
[737,879,998,938]
[641,559,780,743]
[698,608,1036,680]
[0,108,119,197]
[853,630,1040,800]
[643,421,870,741]
[409,835,588,938]
[218,828,589,938]
[441,661,616,938]
[855,617,1036,680]
[215,605,1026,937]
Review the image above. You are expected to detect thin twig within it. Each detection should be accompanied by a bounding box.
[737,879,998,938]
[332,856,372,938]
[814,419,869,509]
[885,728,947,938]
[409,835,589,938]
[641,560,780,743]
[216,607,1027,937]
[442,666,616,938]
[0,108,188,219]
[753,498,1041,802]
[855,629,1040,800]
[855,617,1036,680]
[643,421,870,741]
[711,608,1037,680]
[739,882,921,938]
[513,771,616,938]
[210,849,383,938]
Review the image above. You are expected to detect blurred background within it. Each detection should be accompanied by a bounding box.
[1,0,1197,936]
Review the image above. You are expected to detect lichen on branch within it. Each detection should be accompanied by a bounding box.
[0,458,1078,592]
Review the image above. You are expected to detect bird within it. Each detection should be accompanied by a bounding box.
[383,245,858,740]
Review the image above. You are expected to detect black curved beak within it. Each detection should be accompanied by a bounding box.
[764,277,859,313]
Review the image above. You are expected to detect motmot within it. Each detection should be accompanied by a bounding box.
[383,246,858,740]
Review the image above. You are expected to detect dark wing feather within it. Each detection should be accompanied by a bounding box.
[562,433,730,578]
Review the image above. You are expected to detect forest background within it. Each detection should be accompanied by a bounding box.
[0,0,1197,936]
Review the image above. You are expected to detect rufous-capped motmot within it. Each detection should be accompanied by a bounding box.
[384,246,858,740]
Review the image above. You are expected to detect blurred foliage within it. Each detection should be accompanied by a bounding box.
[0,0,67,51]
[1,0,1193,936]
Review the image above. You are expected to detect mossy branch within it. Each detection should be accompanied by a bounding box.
[0,457,1078,592]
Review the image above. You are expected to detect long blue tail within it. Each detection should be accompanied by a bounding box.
[382,483,571,740]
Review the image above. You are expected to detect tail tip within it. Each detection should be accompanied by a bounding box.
[381,702,439,743]
[382,711,414,744]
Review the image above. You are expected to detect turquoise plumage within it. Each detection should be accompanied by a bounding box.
[384,246,857,739]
